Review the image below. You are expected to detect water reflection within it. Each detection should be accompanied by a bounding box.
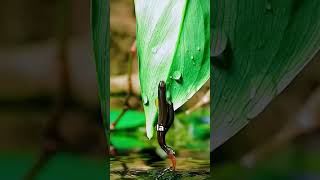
[111,151,210,179]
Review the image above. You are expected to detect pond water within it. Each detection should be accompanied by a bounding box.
[110,151,210,179]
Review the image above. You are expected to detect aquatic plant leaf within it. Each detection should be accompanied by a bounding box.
[91,0,109,133]
[110,110,145,130]
[134,0,210,139]
[211,0,320,150]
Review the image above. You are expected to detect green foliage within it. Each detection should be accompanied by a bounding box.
[134,0,210,139]
[110,109,210,152]
[111,134,150,150]
[211,0,320,150]
[110,110,145,130]
[110,110,148,150]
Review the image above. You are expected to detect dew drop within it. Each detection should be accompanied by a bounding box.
[172,71,182,81]
[143,95,149,105]
[197,47,201,51]
[211,29,227,57]
[211,28,233,69]
[191,55,194,60]
[166,91,171,100]
[152,47,158,54]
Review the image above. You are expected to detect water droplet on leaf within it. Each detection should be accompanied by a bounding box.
[211,29,228,57]
[143,95,149,105]
[152,47,158,54]
[211,28,233,69]
[166,91,171,100]
[172,71,182,82]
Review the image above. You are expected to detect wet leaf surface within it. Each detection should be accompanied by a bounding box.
[134,0,210,139]
[211,0,320,150]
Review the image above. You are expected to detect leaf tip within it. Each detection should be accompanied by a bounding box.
[147,134,152,140]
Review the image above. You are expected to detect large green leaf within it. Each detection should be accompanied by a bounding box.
[134,0,210,139]
[211,0,320,150]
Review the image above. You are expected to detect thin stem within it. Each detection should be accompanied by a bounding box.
[24,0,71,179]
[110,40,135,129]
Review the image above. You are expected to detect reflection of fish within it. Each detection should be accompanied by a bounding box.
[157,81,176,170]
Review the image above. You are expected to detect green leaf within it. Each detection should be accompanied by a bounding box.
[111,134,150,150]
[211,0,320,150]
[110,110,145,130]
[91,1,109,133]
[193,124,210,140]
[134,0,210,139]
[91,1,110,173]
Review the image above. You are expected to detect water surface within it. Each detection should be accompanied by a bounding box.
[111,151,210,179]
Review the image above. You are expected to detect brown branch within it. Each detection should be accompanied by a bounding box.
[110,105,129,130]
[110,40,137,130]
[24,141,60,180]
[110,73,140,95]
[127,47,134,96]
[109,40,137,174]
[24,1,71,179]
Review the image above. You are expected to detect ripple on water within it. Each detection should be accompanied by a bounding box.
[111,168,210,180]
[110,153,210,179]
